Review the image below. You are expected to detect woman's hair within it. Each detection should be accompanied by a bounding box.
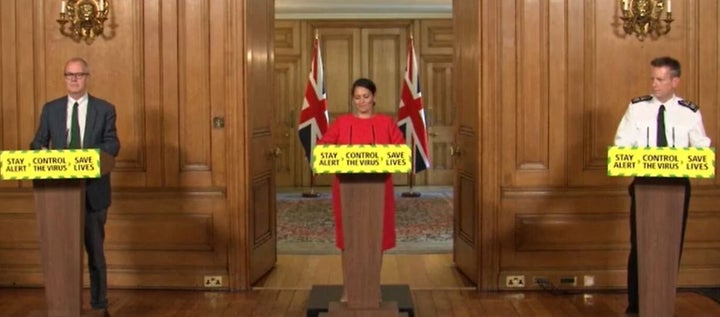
[351,78,376,96]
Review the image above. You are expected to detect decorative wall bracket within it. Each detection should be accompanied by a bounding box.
[620,0,673,41]
[57,0,111,44]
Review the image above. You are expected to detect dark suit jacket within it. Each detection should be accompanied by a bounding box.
[30,95,121,211]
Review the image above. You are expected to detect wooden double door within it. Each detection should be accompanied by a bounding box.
[273,20,456,188]
[0,3,482,291]
[271,18,480,287]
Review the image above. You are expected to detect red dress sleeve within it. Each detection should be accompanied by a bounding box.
[388,118,405,145]
[318,116,342,145]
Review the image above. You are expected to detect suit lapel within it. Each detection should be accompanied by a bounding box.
[84,95,98,148]
[54,97,70,149]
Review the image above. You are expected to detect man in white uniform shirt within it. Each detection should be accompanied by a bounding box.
[614,56,711,315]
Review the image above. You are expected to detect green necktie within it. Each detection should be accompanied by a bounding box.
[69,102,81,149]
[656,105,668,147]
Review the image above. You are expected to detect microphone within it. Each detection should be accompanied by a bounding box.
[349,126,353,145]
[646,126,649,147]
[672,127,676,148]
[371,125,376,145]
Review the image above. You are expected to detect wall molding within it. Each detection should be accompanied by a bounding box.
[275,0,452,19]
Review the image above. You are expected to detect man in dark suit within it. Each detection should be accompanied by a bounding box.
[30,57,120,313]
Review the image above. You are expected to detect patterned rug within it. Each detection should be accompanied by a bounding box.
[277,189,453,254]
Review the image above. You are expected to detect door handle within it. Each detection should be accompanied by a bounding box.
[450,145,461,157]
[269,147,282,158]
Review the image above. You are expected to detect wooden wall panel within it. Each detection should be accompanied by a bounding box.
[695,0,720,189]
[178,0,211,176]
[159,0,181,186]
[361,28,406,114]
[0,0,239,290]
[245,0,277,285]
[419,20,453,56]
[0,194,40,282]
[273,58,302,186]
[0,1,14,156]
[423,56,454,185]
[0,1,38,190]
[501,0,566,187]
[493,0,720,291]
[274,20,301,57]
[313,27,360,116]
[454,172,478,283]
[416,19,454,185]
[563,0,719,186]
[0,214,37,250]
[39,0,145,178]
[273,20,303,186]
[3,0,720,293]
[453,0,483,286]
[141,0,163,188]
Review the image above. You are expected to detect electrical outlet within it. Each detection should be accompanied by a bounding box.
[560,276,577,286]
[204,275,223,288]
[506,275,525,288]
[534,276,549,286]
[583,275,595,287]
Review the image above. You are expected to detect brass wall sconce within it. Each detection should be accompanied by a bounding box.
[620,0,673,41]
[57,0,111,44]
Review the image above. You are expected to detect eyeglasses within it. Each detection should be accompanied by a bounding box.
[64,72,89,80]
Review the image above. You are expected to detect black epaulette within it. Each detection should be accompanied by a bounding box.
[678,99,699,112]
[631,95,653,104]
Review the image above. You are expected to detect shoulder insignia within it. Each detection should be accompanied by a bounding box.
[631,95,652,104]
[678,99,699,112]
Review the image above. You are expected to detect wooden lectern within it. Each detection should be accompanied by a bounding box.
[634,178,685,317]
[323,173,399,317]
[31,151,115,317]
[311,144,412,317]
[607,146,715,316]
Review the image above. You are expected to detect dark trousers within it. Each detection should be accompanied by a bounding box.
[626,177,690,310]
[85,205,108,309]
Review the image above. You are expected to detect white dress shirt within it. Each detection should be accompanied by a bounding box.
[614,94,711,147]
[66,94,89,146]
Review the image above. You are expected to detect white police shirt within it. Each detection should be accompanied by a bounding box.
[614,94,711,148]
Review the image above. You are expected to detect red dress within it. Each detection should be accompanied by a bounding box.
[318,114,406,251]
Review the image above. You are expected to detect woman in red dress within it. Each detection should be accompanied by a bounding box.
[318,78,405,300]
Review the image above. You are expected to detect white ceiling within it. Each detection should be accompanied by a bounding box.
[275,0,452,19]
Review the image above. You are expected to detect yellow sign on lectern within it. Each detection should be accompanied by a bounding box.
[0,149,102,180]
[607,146,715,178]
[313,144,412,174]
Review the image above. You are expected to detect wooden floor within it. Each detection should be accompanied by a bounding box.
[2,254,719,317]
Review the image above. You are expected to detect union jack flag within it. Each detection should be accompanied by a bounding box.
[298,37,329,164]
[397,37,431,173]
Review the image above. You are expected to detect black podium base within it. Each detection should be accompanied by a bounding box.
[400,191,421,198]
[306,284,414,317]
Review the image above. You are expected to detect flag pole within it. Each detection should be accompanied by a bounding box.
[299,31,325,198]
[302,167,320,198]
[400,34,422,198]
[401,139,421,197]
[302,133,319,198]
